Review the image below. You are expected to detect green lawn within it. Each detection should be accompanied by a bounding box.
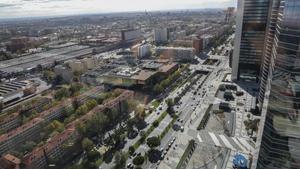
[151,100,160,109]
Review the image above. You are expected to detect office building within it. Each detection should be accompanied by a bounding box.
[156,47,195,62]
[138,44,151,58]
[232,0,271,81]
[121,29,142,42]
[224,7,235,23]
[254,0,300,169]
[154,28,168,44]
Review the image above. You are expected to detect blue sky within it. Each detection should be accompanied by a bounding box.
[0,0,236,18]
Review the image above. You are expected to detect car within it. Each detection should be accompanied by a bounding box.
[180,126,184,132]
[159,107,162,110]
[127,163,133,169]
[157,112,160,115]
[131,152,137,157]
[168,143,172,147]
[172,137,176,142]
[160,147,164,152]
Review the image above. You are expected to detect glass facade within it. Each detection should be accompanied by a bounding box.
[234,0,271,81]
[257,0,300,168]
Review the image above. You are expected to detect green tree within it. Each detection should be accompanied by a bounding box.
[86,113,109,136]
[54,87,70,100]
[166,98,175,114]
[113,151,126,169]
[104,108,119,124]
[45,120,65,134]
[152,120,159,128]
[69,83,83,96]
[21,141,37,152]
[76,105,88,116]
[76,122,87,136]
[165,98,174,107]
[129,146,135,156]
[43,70,55,84]
[85,99,97,110]
[81,138,94,152]
[132,155,144,166]
[87,149,100,161]
[146,136,161,148]
[153,84,163,94]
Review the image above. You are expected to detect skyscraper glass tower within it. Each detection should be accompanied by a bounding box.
[255,0,300,168]
[232,0,271,81]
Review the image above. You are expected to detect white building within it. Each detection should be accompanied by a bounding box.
[54,57,98,83]
[138,44,151,58]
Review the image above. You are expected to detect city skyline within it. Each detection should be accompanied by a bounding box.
[0,0,236,19]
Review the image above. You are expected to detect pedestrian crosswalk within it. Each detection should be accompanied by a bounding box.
[196,131,254,154]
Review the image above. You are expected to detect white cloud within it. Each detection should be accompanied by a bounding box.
[0,0,236,18]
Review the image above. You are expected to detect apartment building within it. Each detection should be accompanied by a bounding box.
[23,128,76,169]
[22,90,134,169]
[0,118,44,155]
[0,113,21,132]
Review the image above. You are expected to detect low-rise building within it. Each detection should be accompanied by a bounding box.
[84,60,178,87]
[0,81,36,104]
[54,57,99,82]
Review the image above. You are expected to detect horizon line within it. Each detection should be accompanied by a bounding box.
[0,7,231,21]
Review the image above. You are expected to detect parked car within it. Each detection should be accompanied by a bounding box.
[127,163,134,169]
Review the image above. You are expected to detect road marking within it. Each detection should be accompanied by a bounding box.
[197,134,203,142]
[232,137,247,152]
[208,132,221,147]
[219,135,236,151]
[238,138,253,152]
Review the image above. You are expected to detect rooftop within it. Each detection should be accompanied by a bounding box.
[0,154,21,169]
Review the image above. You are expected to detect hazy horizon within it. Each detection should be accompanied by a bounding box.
[0,0,236,19]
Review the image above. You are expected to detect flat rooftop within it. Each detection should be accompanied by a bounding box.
[132,70,156,81]
[0,81,30,96]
